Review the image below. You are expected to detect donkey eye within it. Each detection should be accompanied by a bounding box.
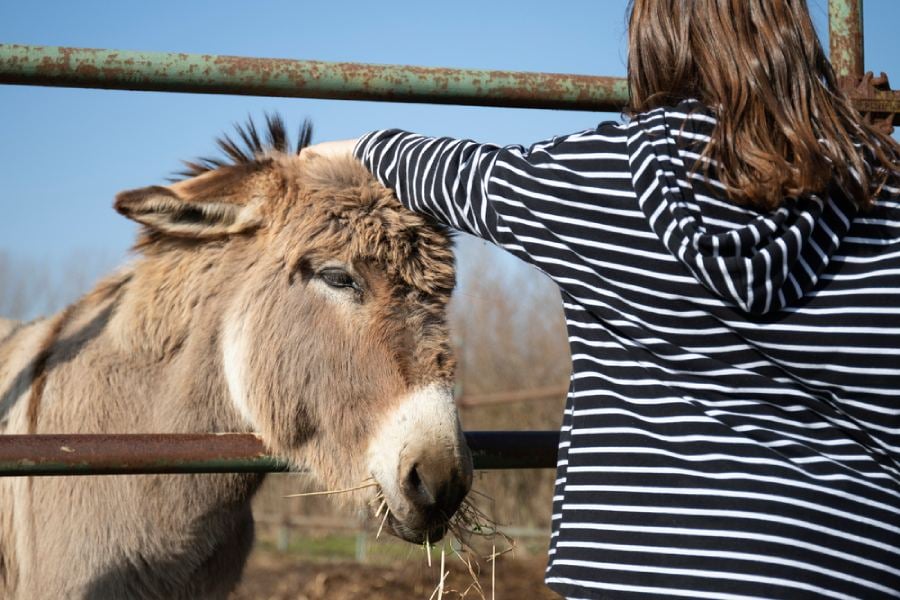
[318,268,358,290]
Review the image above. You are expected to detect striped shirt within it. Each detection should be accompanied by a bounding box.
[354,98,900,600]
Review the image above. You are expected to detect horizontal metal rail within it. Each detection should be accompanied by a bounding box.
[0,44,627,112]
[1,43,897,121]
[0,431,560,476]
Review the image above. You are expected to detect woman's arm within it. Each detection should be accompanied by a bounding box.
[352,130,507,242]
[306,125,634,284]
[304,132,505,240]
[305,131,510,241]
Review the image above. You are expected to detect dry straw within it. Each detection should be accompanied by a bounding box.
[283,479,378,499]
[429,491,516,600]
[283,480,515,599]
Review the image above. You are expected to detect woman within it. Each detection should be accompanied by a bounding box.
[310,0,900,597]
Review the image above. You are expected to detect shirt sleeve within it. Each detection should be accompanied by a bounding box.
[353,125,631,275]
[354,129,506,242]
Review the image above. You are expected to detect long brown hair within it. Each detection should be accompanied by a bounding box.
[626,0,899,210]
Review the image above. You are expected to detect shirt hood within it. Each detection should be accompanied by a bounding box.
[626,101,858,315]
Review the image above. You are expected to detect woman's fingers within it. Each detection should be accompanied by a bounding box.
[302,139,359,161]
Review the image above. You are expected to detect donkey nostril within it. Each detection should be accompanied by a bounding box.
[404,463,436,508]
[402,461,470,525]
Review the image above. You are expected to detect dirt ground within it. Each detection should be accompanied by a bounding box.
[232,549,563,600]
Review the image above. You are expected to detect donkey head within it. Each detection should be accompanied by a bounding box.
[114,116,472,543]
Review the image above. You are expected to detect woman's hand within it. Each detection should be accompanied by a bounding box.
[302,138,359,160]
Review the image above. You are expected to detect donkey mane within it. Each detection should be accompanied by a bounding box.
[176,114,314,180]
[160,115,456,298]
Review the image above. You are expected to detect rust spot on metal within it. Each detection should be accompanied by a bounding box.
[74,63,99,78]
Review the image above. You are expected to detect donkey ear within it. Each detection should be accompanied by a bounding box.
[114,186,263,239]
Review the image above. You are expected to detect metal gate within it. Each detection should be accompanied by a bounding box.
[0,0,896,476]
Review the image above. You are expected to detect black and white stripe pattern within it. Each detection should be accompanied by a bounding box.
[355,99,900,600]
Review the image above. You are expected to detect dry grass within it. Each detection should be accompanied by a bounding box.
[231,549,563,600]
[420,491,518,600]
[276,478,523,599]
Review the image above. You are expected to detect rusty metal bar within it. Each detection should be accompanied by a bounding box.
[0,434,285,476]
[2,42,896,122]
[0,431,559,476]
[828,0,864,81]
[0,43,627,112]
[827,1,898,131]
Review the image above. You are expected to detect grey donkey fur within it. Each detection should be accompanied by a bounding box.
[0,117,471,599]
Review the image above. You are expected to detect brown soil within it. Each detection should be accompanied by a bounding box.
[232,550,563,600]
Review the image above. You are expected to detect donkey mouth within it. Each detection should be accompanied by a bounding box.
[370,454,469,544]
[372,488,452,544]
[385,512,450,545]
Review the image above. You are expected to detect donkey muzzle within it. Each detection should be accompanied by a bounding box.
[367,384,473,543]
[395,442,472,542]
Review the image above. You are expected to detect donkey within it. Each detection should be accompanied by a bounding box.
[0,116,472,599]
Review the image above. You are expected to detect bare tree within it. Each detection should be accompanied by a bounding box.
[449,238,569,533]
[0,249,119,322]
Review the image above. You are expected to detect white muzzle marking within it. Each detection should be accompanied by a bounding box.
[366,383,463,514]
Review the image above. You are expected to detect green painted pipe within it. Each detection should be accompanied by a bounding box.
[2,42,895,121]
[0,43,629,112]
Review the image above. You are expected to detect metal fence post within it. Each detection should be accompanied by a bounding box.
[828,0,865,82]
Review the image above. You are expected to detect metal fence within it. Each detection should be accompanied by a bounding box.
[0,0,896,476]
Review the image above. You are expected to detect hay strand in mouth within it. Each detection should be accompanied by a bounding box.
[376,504,390,539]
[444,490,517,600]
[439,543,446,598]
[427,544,449,600]
[452,546,484,599]
[491,543,495,600]
[283,481,378,499]
[448,496,515,555]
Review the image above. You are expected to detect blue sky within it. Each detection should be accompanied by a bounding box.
[0,1,898,284]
